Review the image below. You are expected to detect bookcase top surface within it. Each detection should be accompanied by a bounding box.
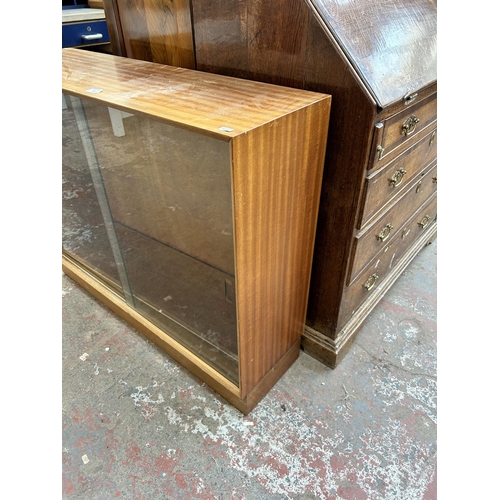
[62,48,331,140]
[309,0,437,107]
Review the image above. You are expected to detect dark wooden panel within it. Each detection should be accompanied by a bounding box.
[191,0,250,78]
[102,0,126,55]
[302,15,377,337]
[303,11,349,94]
[246,0,310,88]
[192,0,310,88]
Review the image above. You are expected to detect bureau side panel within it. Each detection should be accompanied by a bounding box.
[231,99,331,397]
[303,14,377,337]
[190,0,249,79]
[191,0,310,88]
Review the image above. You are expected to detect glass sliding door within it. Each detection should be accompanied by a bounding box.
[62,94,239,383]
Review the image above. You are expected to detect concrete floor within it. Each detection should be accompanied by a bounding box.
[62,240,437,500]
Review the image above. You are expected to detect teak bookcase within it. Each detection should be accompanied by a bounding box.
[62,48,331,413]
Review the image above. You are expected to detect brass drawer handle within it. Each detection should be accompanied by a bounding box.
[432,176,437,184]
[429,130,436,146]
[415,180,422,193]
[401,228,411,239]
[418,215,431,229]
[364,274,379,291]
[389,168,407,187]
[377,223,393,242]
[402,115,420,136]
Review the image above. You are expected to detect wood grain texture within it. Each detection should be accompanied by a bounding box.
[79,0,437,368]
[62,48,329,141]
[359,127,437,229]
[377,92,437,163]
[303,218,437,368]
[310,0,437,107]
[62,49,331,408]
[102,0,126,55]
[247,0,310,89]
[192,0,313,89]
[336,194,437,334]
[113,0,154,61]
[301,14,377,336]
[232,100,330,396]
[143,0,195,67]
[189,2,378,337]
[102,0,196,67]
[190,0,249,79]
[242,339,301,413]
[347,164,437,285]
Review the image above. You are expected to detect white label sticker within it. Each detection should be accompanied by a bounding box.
[218,126,234,132]
[86,88,103,94]
[82,454,89,464]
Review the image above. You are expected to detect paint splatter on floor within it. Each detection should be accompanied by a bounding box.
[62,242,437,499]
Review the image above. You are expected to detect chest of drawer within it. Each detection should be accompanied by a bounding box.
[348,162,437,284]
[359,127,437,229]
[339,194,437,327]
[369,92,437,170]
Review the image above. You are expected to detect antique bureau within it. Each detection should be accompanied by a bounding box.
[100,0,438,367]
[62,48,330,412]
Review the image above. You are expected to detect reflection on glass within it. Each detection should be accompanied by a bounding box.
[62,94,126,297]
[62,94,238,383]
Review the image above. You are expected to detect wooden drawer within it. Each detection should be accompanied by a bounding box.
[369,92,437,170]
[358,127,437,229]
[348,162,437,284]
[339,194,437,328]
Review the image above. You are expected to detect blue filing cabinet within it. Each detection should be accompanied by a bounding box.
[62,1,110,49]
[62,20,110,48]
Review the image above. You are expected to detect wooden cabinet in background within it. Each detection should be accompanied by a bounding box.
[62,48,331,413]
[100,0,437,368]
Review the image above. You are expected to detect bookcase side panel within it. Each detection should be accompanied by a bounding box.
[232,98,330,396]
